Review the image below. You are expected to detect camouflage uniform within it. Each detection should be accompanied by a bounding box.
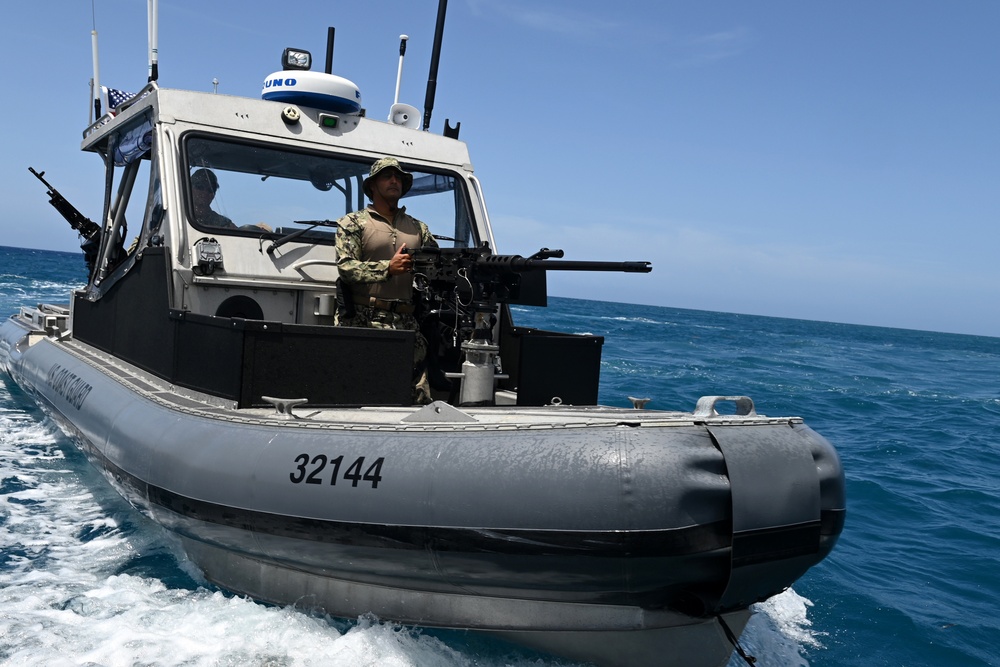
[334,206,437,326]
[337,206,437,298]
[335,158,438,402]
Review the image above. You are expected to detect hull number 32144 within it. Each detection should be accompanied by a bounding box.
[289,454,385,488]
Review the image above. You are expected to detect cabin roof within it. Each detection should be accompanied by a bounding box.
[82,85,473,172]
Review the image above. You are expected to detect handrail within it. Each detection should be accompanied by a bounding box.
[469,174,497,250]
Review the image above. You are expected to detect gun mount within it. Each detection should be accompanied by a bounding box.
[407,244,652,405]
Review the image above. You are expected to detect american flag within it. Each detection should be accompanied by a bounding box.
[103,86,135,109]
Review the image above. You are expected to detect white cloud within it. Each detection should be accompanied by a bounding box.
[464,0,623,37]
[463,0,751,67]
[680,27,754,64]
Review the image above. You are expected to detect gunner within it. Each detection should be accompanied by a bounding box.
[334,157,437,403]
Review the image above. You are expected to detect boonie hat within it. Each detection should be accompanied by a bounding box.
[363,157,413,198]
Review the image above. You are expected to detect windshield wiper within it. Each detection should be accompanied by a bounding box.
[266,219,338,255]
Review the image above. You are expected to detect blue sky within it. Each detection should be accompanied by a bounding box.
[3,1,999,337]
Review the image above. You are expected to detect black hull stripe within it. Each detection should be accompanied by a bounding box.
[97,453,844,560]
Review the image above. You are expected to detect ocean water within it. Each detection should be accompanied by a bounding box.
[2,244,999,667]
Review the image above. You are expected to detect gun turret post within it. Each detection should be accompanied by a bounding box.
[409,244,650,404]
[446,340,508,406]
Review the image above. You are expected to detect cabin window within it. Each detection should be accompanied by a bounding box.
[182,135,477,249]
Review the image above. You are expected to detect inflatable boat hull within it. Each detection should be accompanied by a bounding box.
[1,312,844,667]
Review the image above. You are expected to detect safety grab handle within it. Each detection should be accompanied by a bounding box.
[693,395,757,418]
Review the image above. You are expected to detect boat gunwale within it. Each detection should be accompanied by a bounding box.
[46,334,804,431]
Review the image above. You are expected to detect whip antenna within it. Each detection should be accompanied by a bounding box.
[325,27,335,73]
[91,30,101,120]
[393,34,408,105]
[422,0,448,131]
[147,0,159,82]
[91,1,101,120]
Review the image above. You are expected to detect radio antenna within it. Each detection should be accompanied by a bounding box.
[90,0,101,120]
[147,0,159,82]
[394,35,409,105]
[422,0,448,131]
[325,27,335,73]
[90,26,101,120]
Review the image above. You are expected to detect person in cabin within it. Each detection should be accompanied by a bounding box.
[191,168,273,233]
[190,168,237,229]
[334,157,437,404]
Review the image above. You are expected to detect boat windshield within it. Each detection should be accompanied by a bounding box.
[183,135,476,248]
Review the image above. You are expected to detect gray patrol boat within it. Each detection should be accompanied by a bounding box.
[1,13,845,667]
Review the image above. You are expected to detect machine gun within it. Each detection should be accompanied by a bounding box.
[29,167,101,241]
[29,167,102,274]
[409,244,651,311]
[406,244,652,405]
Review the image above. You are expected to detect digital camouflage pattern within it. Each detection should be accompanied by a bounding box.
[336,308,427,367]
[334,207,436,286]
[334,204,437,404]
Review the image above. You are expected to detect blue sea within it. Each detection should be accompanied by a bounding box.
[2,244,998,666]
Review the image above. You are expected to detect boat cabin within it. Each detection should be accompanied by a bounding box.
[70,81,605,409]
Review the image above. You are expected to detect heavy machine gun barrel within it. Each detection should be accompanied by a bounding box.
[407,245,652,275]
[406,244,651,310]
[406,245,653,282]
[476,254,653,273]
[28,167,101,241]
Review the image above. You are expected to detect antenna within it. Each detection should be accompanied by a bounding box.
[147,0,159,82]
[393,35,408,104]
[91,29,101,120]
[91,0,101,119]
[325,27,335,73]
[389,34,419,128]
[422,0,448,131]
